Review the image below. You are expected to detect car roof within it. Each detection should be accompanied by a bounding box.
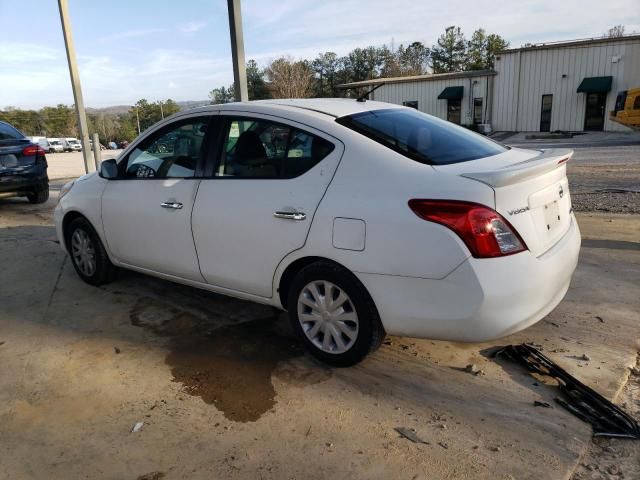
[181,98,399,120]
[253,98,397,118]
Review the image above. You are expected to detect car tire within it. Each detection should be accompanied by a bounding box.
[287,261,385,367]
[65,217,117,286]
[27,187,49,204]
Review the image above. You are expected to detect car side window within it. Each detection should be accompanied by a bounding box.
[216,118,334,179]
[122,118,208,179]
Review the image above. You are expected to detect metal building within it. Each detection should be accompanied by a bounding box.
[493,35,640,132]
[339,70,496,127]
[339,35,640,132]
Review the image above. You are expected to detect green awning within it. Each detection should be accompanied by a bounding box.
[438,86,464,100]
[576,76,612,93]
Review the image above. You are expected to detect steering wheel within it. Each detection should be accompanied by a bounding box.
[128,163,157,178]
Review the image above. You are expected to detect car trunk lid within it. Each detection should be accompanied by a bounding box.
[434,148,573,257]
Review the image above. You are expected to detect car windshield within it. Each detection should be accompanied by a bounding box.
[0,122,26,142]
[336,108,507,165]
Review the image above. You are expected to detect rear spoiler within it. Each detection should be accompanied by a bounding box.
[461,149,572,188]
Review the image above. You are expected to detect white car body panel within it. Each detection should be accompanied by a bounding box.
[192,111,345,298]
[101,178,204,282]
[54,99,581,343]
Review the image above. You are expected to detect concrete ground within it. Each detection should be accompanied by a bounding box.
[0,153,639,478]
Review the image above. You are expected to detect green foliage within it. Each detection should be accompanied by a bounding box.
[431,26,468,73]
[246,59,269,100]
[209,86,235,104]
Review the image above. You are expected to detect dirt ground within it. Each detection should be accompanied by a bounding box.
[1,153,639,479]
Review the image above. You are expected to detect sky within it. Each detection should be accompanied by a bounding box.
[1,0,638,109]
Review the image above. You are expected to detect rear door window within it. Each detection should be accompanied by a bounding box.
[216,117,334,178]
[336,108,507,165]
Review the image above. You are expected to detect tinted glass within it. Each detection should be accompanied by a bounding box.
[123,118,208,178]
[337,108,507,165]
[217,118,334,179]
[0,122,25,141]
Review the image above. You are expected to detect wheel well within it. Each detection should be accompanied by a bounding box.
[61,211,87,252]
[278,256,350,309]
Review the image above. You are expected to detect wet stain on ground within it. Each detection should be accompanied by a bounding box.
[129,295,329,422]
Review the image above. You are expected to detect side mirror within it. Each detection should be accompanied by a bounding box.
[100,158,118,179]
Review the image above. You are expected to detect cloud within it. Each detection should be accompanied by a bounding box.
[178,21,207,34]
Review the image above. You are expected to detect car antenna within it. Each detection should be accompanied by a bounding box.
[356,82,385,102]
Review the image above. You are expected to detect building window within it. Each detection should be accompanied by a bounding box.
[447,99,461,124]
[403,101,418,109]
[473,98,483,124]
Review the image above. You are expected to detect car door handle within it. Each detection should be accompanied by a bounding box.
[273,211,306,221]
[161,201,183,210]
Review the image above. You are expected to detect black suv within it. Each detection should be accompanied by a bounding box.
[0,121,49,203]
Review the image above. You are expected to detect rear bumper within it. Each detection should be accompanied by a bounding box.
[357,214,581,342]
[0,166,48,195]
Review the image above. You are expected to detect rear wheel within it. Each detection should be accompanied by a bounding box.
[65,217,117,286]
[287,261,385,367]
[27,186,49,204]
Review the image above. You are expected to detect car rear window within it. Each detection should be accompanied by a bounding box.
[336,108,507,165]
[0,122,26,142]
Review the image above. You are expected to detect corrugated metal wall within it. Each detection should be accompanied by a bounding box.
[493,38,640,132]
[371,75,493,125]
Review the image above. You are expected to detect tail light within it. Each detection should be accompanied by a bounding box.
[22,145,46,156]
[408,199,527,258]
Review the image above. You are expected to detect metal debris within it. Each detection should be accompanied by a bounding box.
[534,400,552,408]
[496,344,640,439]
[394,427,429,444]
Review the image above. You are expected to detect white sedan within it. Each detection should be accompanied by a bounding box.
[54,99,580,366]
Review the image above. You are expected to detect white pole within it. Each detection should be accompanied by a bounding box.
[57,0,94,173]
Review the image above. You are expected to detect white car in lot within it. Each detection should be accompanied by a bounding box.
[47,138,65,153]
[54,99,580,366]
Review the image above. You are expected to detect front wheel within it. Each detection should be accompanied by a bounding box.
[65,217,117,286]
[287,261,385,367]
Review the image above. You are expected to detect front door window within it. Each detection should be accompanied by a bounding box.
[122,119,208,178]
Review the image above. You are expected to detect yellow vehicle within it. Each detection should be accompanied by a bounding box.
[610,88,640,131]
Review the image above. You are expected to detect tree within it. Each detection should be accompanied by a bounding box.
[312,52,340,97]
[208,86,235,104]
[160,99,181,118]
[467,29,487,70]
[431,26,467,73]
[398,42,430,75]
[378,45,402,78]
[606,25,625,37]
[467,29,509,70]
[265,57,314,98]
[246,59,269,100]
[485,33,509,69]
[40,104,76,136]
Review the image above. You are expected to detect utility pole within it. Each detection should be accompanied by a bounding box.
[227,0,248,102]
[135,107,141,135]
[57,0,94,173]
[159,101,164,120]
